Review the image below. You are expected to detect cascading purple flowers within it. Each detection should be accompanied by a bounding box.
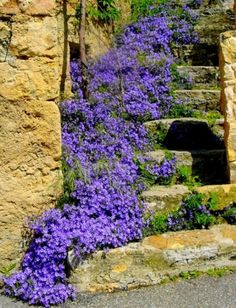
[3,1,199,307]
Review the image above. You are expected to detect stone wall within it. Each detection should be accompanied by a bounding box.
[220,31,236,183]
[0,0,131,269]
[0,0,63,268]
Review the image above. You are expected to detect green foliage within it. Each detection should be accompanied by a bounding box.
[130,0,167,21]
[144,193,217,236]
[143,213,168,236]
[0,263,16,277]
[134,157,156,187]
[179,270,201,280]
[87,0,121,23]
[166,103,193,118]
[192,110,222,126]
[206,267,234,277]
[57,157,89,208]
[206,192,218,211]
[222,203,236,224]
[170,63,193,91]
[176,166,202,189]
[147,122,168,150]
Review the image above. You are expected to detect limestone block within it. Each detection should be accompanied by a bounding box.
[0,100,62,267]
[18,0,56,15]
[220,30,236,182]
[0,58,60,101]
[196,184,236,208]
[10,16,58,58]
[222,63,236,81]
[0,0,19,15]
[0,0,56,15]
[70,225,236,292]
[220,31,236,64]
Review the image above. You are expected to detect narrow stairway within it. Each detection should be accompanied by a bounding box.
[142,0,235,215]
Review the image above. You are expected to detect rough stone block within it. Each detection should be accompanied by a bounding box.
[69,225,236,293]
[196,184,236,208]
[0,58,60,101]
[220,30,236,183]
[10,16,58,58]
[0,100,62,268]
[0,0,19,15]
[18,0,57,15]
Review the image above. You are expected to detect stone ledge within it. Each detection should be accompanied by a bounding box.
[196,184,236,209]
[70,224,236,293]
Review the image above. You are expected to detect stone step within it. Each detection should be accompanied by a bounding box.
[141,184,190,215]
[174,90,220,111]
[196,8,235,44]
[145,117,224,151]
[176,66,219,90]
[142,184,236,217]
[175,0,234,10]
[148,149,227,184]
[173,43,219,66]
[69,225,236,293]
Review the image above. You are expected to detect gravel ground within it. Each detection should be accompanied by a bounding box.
[1,272,236,308]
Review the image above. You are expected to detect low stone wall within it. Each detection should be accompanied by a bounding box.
[70,224,236,292]
[0,0,63,268]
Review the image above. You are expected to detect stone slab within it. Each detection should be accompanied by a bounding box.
[70,225,236,293]
[196,184,236,209]
[142,185,190,214]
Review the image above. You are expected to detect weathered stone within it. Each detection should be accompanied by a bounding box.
[175,89,221,111]
[70,225,236,292]
[220,30,236,182]
[0,100,62,268]
[0,58,60,101]
[196,184,236,209]
[0,0,19,15]
[142,185,190,214]
[177,66,220,89]
[0,0,64,268]
[10,16,58,58]
[18,0,56,16]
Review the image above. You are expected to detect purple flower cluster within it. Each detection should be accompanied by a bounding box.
[3,1,198,307]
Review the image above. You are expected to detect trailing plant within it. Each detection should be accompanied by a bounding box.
[146,193,217,235]
[176,165,202,189]
[147,122,169,149]
[2,2,199,307]
[87,0,120,22]
[221,203,236,224]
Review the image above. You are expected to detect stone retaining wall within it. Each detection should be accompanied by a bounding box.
[220,31,236,183]
[0,0,63,268]
[0,0,130,269]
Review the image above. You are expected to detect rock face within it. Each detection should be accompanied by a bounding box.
[220,31,236,183]
[0,0,63,268]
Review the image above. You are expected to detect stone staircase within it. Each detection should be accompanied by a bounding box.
[142,0,235,214]
[69,0,236,293]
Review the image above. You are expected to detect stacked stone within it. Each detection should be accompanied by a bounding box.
[0,0,63,268]
[220,30,236,183]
